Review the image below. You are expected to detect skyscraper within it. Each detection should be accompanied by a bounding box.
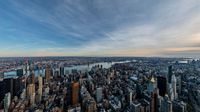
[4,77,21,98]
[151,89,158,112]
[160,95,172,112]
[16,69,23,77]
[27,84,35,103]
[45,66,52,82]
[172,74,177,99]
[4,93,11,112]
[60,67,64,76]
[0,79,4,104]
[31,72,35,84]
[172,100,186,112]
[157,76,167,97]
[72,82,79,105]
[96,87,103,103]
[38,75,43,101]
[131,101,141,112]
[168,66,172,83]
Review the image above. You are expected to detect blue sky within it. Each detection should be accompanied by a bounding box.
[0,0,200,57]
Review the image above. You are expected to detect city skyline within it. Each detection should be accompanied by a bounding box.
[0,0,200,57]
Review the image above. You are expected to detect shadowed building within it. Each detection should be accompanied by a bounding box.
[157,76,167,97]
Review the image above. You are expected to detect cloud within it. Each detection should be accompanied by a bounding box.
[0,0,200,57]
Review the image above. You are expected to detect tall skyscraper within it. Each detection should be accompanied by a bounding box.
[38,75,43,101]
[160,95,172,112]
[4,93,11,112]
[4,77,21,98]
[157,76,167,97]
[131,101,141,112]
[0,79,4,103]
[16,69,23,77]
[3,78,13,97]
[172,74,177,99]
[168,83,174,101]
[168,66,173,83]
[27,83,36,106]
[31,72,35,84]
[60,67,64,76]
[172,100,186,112]
[151,89,158,112]
[45,66,52,82]
[96,87,103,103]
[84,99,97,112]
[72,82,79,105]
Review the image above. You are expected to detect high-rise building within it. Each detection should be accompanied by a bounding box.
[30,93,36,106]
[38,75,43,101]
[172,74,177,99]
[84,99,97,112]
[172,100,186,112]
[177,74,183,94]
[72,82,79,105]
[128,89,133,105]
[3,78,13,97]
[20,89,26,99]
[168,83,174,101]
[160,95,172,112]
[3,77,21,98]
[45,66,52,82]
[27,84,35,100]
[16,69,23,77]
[4,92,11,112]
[168,66,173,83]
[13,77,22,97]
[131,101,141,112]
[147,77,156,93]
[31,72,35,84]
[60,67,64,76]
[0,79,4,103]
[157,76,167,97]
[151,89,158,112]
[96,87,103,103]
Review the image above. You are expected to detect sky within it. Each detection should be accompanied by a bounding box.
[0,0,200,57]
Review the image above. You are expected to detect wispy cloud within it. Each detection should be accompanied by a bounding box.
[0,0,200,57]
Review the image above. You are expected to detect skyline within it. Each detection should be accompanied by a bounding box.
[0,0,200,57]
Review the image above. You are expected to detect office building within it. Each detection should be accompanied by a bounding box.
[84,99,97,112]
[160,95,172,112]
[157,76,167,97]
[38,75,43,101]
[131,101,141,112]
[4,92,11,112]
[60,67,64,76]
[96,87,103,103]
[45,66,52,82]
[31,72,35,84]
[151,89,158,112]
[168,66,172,83]
[172,74,177,99]
[27,84,35,100]
[4,77,21,98]
[0,79,4,103]
[147,77,156,93]
[172,100,186,112]
[16,69,23,77]
[72,82,79,105]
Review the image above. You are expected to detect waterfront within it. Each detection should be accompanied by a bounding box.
[3,61,131,78]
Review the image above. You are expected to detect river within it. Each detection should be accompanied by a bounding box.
[3,60,132,78]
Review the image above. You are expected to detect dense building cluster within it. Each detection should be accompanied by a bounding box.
[0,57,200,112]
